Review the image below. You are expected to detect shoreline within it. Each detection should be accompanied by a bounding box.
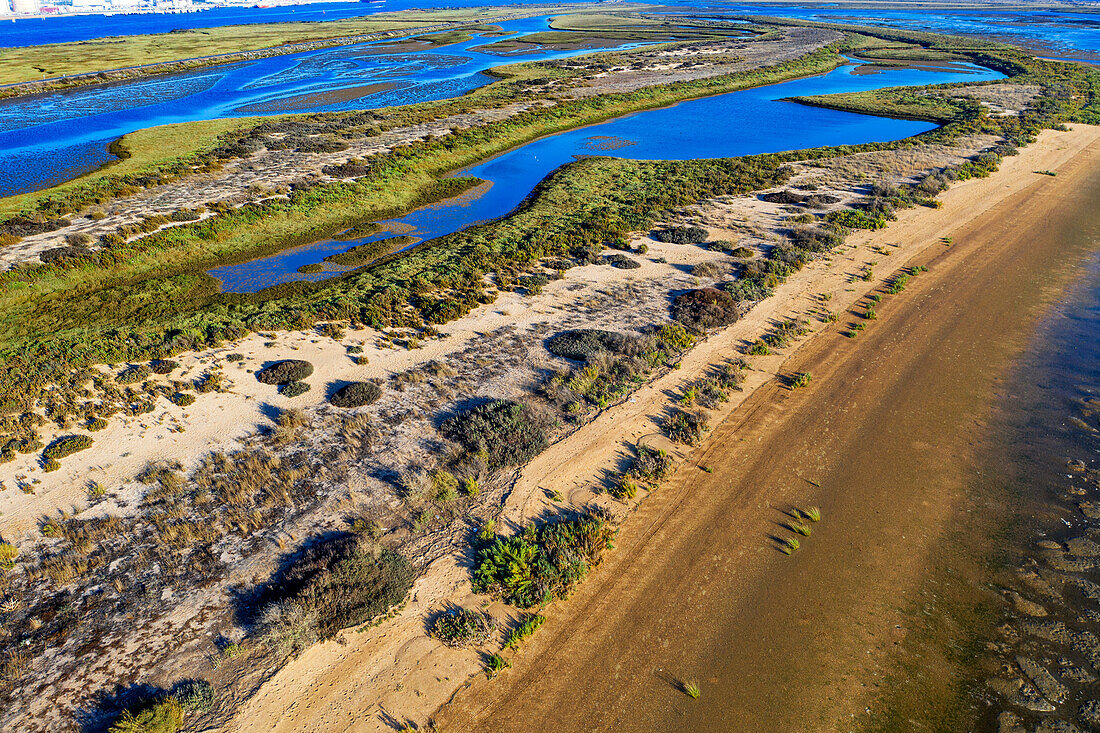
[225,125,1100,732]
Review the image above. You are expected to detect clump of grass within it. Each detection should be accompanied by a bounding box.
[0,542,18,570]
[486,653,511,678]
[790,372,812,389]
[748,339,770,356]
[683,680,701,699]
[801,506,821,522]
[864,307,877,320]
[780,537,801,555]
[505,613,545,649]
[789,521,812,537]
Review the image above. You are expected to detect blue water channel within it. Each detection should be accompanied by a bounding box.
[209,59,1004,293]
[0,15,660,197]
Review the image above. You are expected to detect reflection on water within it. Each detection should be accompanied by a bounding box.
[209,59,1003,293]
[0,16,654,197]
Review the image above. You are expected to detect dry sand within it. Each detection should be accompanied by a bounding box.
[220,125,1100,732]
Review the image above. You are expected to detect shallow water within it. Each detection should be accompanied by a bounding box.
[0,15,654,197]
[209,58,1002,293]
[973,191,1100,730]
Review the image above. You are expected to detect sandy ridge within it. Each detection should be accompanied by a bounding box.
[225,124,1100,732]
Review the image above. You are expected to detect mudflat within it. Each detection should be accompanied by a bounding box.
[432,130,1100,731]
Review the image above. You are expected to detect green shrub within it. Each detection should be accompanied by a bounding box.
[174,680,215,712]
[150,360,179,375]
[256,533,415,654]
[256,360,314,385]
[87,417,108,431]
[442,400,548,470]
[281,381,310,398]
[473,510,615,608]
[505,613,545,649]
[429,608,496,647]
[107,698,183,733]
[297,263,324,274]
[43,458,60,472]
[546,329,638,361]
[604,253,640,269]
[169,392,195,407]
[650,226,708,244]
[671,288,740,331]
[486,653,511,678]
[43,434,93,460]
[790,372,812,389]
[329,381,381,408]
[117,364,151,384]
[666,410,708,445]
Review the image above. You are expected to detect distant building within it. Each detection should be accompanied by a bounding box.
[10,0,38,14]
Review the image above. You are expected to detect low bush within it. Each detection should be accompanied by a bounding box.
[442,400,548,470]
[256,533,415,655]
[297,263,324,274]
[604,253,640,269]
[546,329,638,361]
[473,510,615,608]
[107,698,182,733]
[43,434,93,460]
[256,360,314,385]
[666,409,708,445]
[429,607,496,647]
[505,613,545,649]
[671,288,740,331]
[329,381,381,408]
[150,360,179,375]
[169,392,195,407]
[692,261,725,279]
[117,364,151,384]
[650,226,708,244]
[281,381,310,398]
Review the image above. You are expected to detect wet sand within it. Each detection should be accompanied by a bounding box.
[432,134,1100,731]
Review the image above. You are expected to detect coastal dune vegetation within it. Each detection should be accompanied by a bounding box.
[1,11,1099,730]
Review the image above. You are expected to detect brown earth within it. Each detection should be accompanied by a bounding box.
[431,131,1100,731]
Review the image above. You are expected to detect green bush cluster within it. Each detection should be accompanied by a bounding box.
[546,329,639,361]
[328,381,381,408]
[671,287,741,331]
[43,434,93,460]
[442,400,548,469]
[256,533,415,655]
[472,510,615,608]
[256,360,314,385]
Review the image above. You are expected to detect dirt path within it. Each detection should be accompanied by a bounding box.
[431,131,1100,730]
[227,126,1100,732]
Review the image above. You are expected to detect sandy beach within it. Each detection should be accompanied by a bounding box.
[217,124,1100,732]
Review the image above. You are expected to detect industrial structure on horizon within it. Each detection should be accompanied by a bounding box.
[0,0,320,16]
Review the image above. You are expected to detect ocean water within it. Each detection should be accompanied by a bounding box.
[209,59,1003,292]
